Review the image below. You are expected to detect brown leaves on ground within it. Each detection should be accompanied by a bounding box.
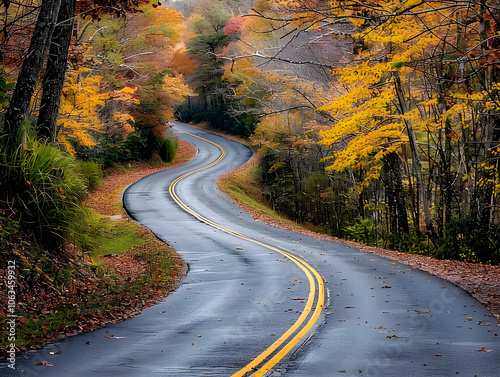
[0,139,196,358]
[84,138,197,216]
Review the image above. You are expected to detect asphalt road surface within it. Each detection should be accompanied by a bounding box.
[3,123,500,377]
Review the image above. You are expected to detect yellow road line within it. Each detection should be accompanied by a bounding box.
[170,132,324,376]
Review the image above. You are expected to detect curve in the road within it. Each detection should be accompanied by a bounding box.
[169,132,325,376]
[5,124,498,377]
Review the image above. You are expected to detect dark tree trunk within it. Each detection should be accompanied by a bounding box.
[36,0,76,142]
[384,152,410,235]
[4,0,61,141]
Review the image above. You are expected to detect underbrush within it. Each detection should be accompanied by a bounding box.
[221,156,500,265]
[0,208,183,354]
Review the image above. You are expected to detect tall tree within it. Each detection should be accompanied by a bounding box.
[36,0,76,142]
[4,0,61,142]
[3,0,148,145]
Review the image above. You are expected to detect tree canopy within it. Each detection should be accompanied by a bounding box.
[216,0,500,263]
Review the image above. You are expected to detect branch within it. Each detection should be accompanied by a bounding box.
[257,105,315,118]
[123,51,154,61]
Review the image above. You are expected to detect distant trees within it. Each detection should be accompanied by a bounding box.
[176,0,260,136]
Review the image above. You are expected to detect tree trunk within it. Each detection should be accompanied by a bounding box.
[393,71,436,243]
[36,0,76,142]
[383,151,410,235]
[4,0,62,141]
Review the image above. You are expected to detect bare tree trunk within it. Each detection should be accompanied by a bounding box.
[4,0,62,141]
[393,71,436,243]
[383,151,409,235]
[36,0,75,142]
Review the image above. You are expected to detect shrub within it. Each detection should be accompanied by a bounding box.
[438,216,500,264]
[159,137,178,162]
[76,124,163,165]
[344,217,377,245]
[0,126,88,251]
[74,161,103,190]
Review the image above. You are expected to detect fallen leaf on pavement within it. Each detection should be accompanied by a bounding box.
[474,347,492,352]
[34,361,54,366]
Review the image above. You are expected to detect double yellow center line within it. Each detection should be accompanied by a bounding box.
[169,132,325,376]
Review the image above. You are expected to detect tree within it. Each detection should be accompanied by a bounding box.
[4,0,61,143]
[37,0,76,142]
[56,67,141,155]
[2,0,148,145]
[231,0,500,260]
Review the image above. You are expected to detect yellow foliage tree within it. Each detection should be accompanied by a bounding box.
[57,68,109,155]
[57,68,139,155]
[257,0,500,250]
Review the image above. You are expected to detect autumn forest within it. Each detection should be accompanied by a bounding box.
[2,0,500,270]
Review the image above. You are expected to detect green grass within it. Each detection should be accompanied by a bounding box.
[76,209,145,259]
[14,312,78,348]
[159,137,178,163]
[221,166,297,226]
[92,220,145,258]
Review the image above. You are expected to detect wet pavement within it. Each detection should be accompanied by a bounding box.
[3,123,499,377]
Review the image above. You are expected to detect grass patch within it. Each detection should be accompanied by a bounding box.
[75,209,145,259]
[98,222,144,257]
[15,312,78,348]
[221,165,297,226]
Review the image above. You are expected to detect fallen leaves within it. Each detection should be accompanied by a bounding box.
[34,361,53,366]
[0,144,197,357]
[474,347,492,352]
[104,334,125,339]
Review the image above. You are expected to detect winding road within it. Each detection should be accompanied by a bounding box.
[5,123,500,376]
